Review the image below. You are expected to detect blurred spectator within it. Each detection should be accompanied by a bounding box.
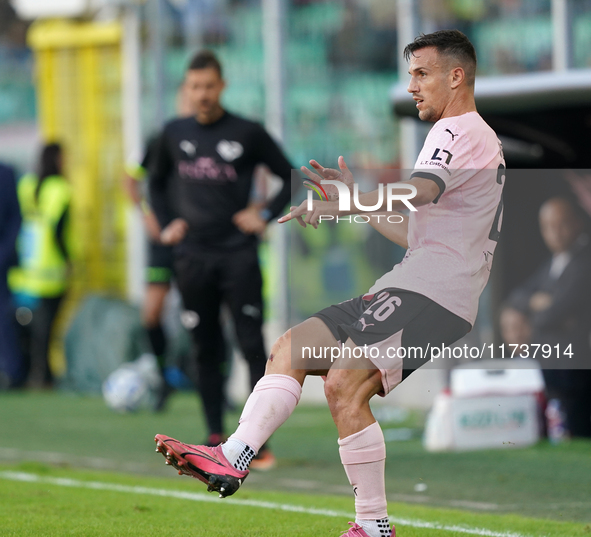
[0,161,22,388]
[328,1,397,72]
[499,303,548,437]
[509,197,591,438]
[0,0,29,47]
[9,142,71,389]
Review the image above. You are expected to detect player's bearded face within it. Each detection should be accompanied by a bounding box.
[185,68,225,117]
[407,47,452,123]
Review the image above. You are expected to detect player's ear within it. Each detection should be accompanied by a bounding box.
[450,67,465,89]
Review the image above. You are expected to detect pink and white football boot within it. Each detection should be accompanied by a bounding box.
[154,434,248,498]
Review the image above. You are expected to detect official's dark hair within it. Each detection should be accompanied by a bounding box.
[36,142,63,200]
[187,50,223,78]
[39,142,62,180]
[404,30,477,86]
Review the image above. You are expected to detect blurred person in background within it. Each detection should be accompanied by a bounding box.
[0,161,22,388]
[509,197,591,438]
[9,142,71,389]
[499,303,547,436]
[124,84,195,411]
[149,50,293,468]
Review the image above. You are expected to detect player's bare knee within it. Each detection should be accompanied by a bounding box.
[325,370,379,415]
[265,329,292,373]
[272,328,291,357]
[324,374,353,414]
[325,392,353,423]
[323,376,338,406]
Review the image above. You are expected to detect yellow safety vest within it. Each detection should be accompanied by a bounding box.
[9,174,71,298]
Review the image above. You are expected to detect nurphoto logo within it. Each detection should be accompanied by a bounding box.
[306,179,418,223]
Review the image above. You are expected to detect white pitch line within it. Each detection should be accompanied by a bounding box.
[0,471,537,537]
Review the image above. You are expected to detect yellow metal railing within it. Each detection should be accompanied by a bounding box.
[28,19,128,375]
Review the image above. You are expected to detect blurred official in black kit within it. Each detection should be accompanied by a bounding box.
[149,51,293,466]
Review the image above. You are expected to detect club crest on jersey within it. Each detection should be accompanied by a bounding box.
[180,140,197,156]
[217,140,243,161]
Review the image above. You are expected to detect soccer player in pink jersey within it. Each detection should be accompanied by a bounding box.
[155,30,505,537]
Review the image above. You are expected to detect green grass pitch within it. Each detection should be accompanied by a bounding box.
[0,390,590,536]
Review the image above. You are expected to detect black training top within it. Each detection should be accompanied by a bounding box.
[148,111,293,249]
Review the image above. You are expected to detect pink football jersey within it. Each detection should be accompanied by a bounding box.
[369,111,505,325]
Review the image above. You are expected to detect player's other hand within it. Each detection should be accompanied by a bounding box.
[278,199,339,228]
[302,156,356,202]
[233,206,267,235]
[160,218,189,245]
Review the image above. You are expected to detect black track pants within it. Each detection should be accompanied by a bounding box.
[175,244,267,435]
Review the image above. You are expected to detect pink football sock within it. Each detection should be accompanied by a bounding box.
[229,374,302,453]
[338,421,388,521]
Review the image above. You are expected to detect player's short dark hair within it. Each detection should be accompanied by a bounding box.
[404,30,477,86]
[187,50,223,78]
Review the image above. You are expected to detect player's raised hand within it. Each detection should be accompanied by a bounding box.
[278,205,308,228]
[277,200,339,228]
[304,156,355,201]
[277,201,317,228]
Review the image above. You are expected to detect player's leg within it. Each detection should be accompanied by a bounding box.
[154,293,365,494]
[143,282,170,360]
[327,290,471,537]
[325,347,391,537]
[155,315,336,496]
[220,244,273,467]
[144,243,174,410]
[143,282,171,410]
[144,244,174,355]
[222,316,335,464]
